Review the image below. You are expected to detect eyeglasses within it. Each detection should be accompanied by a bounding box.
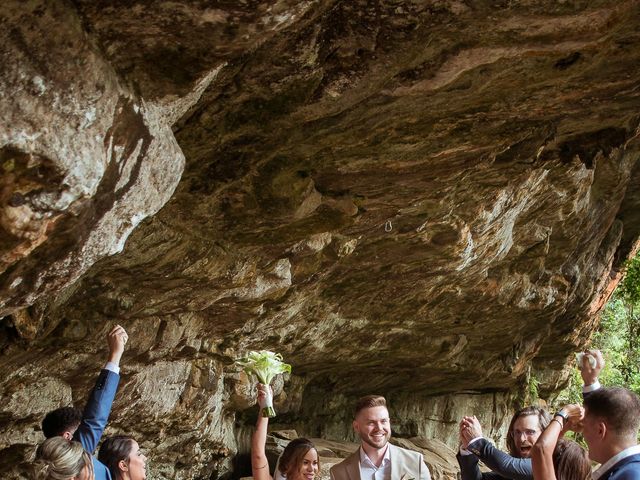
[513,429,540,439]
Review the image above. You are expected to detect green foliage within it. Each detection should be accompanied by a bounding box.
[557,253,640,403]
[619,254,640,307]
[528,372,540,403]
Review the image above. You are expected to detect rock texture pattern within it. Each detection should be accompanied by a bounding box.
[1,0,640,479]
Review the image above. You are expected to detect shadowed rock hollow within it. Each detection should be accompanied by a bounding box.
[1,0,640,479]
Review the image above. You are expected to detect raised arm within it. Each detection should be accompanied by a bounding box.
[468,438,533,480]
[251,384,274,480]
[460,415,533,480]
[578,350,604,396]
[531,404,583,480]
[74,325,127,453]
[531,419,561,480]
[457,417,486,480]
[457,450,485,480]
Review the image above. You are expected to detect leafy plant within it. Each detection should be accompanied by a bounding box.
[557,252,640,403]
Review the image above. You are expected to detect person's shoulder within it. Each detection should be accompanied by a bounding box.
[611,468,640,480]
[92,457,111,480]
[610,457,640,480]
[391,444,423,459]
[330,451,358,471]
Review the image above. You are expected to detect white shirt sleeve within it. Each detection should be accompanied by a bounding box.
[104,361,120,374]
[467,437,482,447]
[459,446,473,456]
[459,437,483,456]
[583,380,601,393]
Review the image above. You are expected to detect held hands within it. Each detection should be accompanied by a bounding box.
[557,404,584,433]
[578,349,604,386]
[459,415,483,447]
[107,325,128,366]
[458,419,470,449]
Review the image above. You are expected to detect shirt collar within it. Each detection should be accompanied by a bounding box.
[593,445,640,480]
[359,444,391,467]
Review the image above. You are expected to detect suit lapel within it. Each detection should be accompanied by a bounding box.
[346,449,361,480]
[389,444,401,480]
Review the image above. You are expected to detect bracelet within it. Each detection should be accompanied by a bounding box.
[551,418,564,428]
[554,410,569,422]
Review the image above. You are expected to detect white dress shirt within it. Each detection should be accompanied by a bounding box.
[104,361,120,374]
[359,445,391,480]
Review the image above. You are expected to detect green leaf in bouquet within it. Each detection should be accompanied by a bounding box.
[235,350,292,385]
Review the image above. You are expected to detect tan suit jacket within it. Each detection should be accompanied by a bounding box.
[330,444,431,480]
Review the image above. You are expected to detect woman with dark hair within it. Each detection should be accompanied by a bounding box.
[97,435,147,480]
[531,404,590,480]
[252,384,319,480]
[33,437,94,480]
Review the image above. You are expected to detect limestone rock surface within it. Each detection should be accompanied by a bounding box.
[2,0,640,479]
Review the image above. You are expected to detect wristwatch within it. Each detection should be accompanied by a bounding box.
[554,410,569,423]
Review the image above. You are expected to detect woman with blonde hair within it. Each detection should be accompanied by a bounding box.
[33,437,94,480]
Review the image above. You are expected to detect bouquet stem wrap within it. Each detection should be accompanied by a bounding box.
[260,390,276,418]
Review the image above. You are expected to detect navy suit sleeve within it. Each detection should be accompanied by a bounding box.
[73,369,120,454]
[457,451,484,480]
[469,438,533,480]
[457,452,507,480]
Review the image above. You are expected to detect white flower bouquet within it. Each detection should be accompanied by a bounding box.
[236,350,292,417]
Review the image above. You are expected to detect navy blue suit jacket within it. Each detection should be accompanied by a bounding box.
[598,453,640,480]
[73,368,120,480]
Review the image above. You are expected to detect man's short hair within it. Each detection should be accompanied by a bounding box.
[583,387,640,437]
[42,407,82,438]
[506,406,551,457]
[354,395,387,417]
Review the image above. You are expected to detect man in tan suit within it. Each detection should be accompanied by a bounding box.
[330,395,431,480]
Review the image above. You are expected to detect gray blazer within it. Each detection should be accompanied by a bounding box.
[330,444,431,480]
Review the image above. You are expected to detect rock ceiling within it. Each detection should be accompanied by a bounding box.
[1,0,640,478]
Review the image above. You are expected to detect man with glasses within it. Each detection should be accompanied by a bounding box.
[456,406,551,480]
[455,349,605,480]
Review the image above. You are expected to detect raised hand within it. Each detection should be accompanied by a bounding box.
[460,415,483,444]
[107,324,128,366]
[578,349,604,386]
[459,419,470,449]
[558,404,584,433]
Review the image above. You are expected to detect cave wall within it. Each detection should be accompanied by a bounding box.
[2,0,640,479]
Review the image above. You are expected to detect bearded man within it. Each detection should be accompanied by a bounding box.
[330,395,431,480]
